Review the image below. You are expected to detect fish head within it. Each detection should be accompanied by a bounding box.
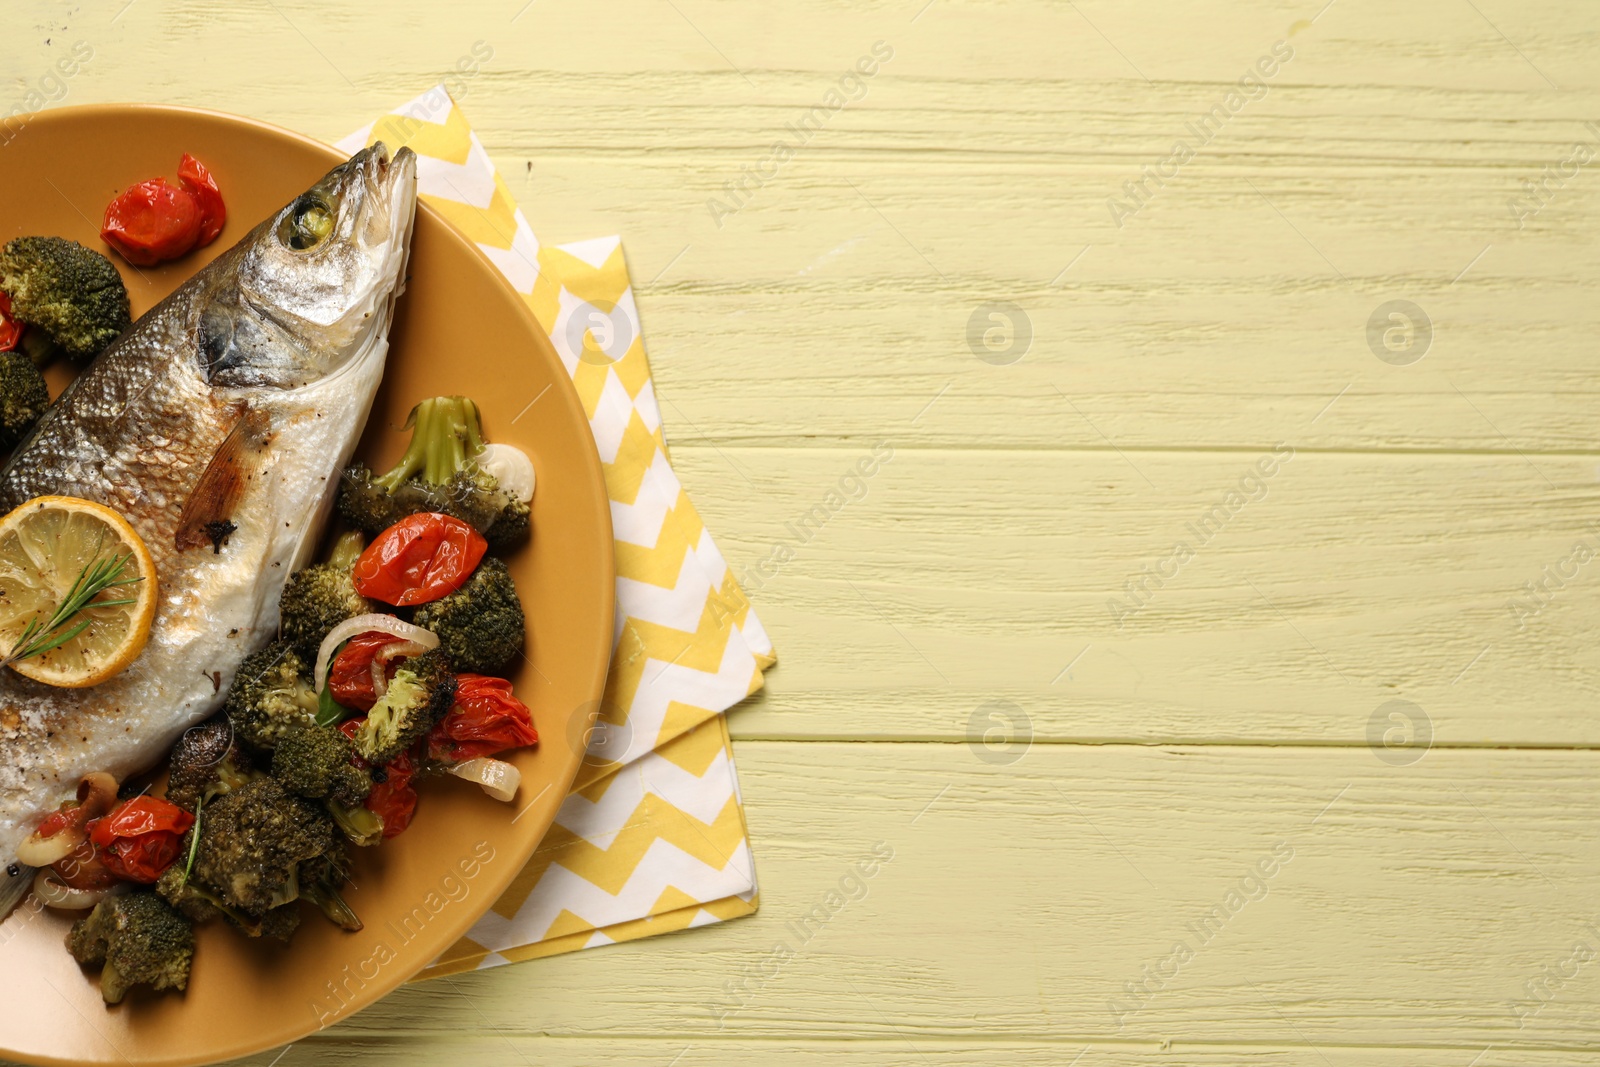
[200,142,418,390]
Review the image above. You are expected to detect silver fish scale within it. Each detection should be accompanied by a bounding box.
[1,301,230,578]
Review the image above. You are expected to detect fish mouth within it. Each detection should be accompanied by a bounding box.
[292,142,417,391]
[362,144,417,365]
[357,141,418,304]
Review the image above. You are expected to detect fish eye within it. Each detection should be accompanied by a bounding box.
[280,195,335,251]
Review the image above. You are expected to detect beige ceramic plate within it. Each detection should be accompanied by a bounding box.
[0,105,614,1066]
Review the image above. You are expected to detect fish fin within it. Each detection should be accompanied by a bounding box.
[175,406,271,552]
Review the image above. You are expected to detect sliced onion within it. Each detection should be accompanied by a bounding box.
[479,444,535,504]
[447,758,521,802]
[14,772,119,868]
[15,832,76,868]
[371,639,428,700]
[315,615,438,693]
[32,869,122,911]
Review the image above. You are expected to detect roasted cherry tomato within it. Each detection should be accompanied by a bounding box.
[101,177,203,266]
[339,719,419,839]
[366,752,419,839]
[53,841,120,892]
[87,796,195,884]
[353,512,486,607]
[0,292,22,352]
[178,153,226,247]
[328,631,410,711]
[428,675,539,763]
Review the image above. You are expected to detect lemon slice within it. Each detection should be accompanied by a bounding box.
[0,496,158,688]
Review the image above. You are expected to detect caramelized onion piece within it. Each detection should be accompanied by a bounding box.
[32,869,121,911]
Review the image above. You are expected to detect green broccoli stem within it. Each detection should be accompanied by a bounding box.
[327,529,366,572]
[328,799,383,846]
[99,959,131,1005]
[374,396,486,492]
[303,880,363,931]
[20,330,58,369]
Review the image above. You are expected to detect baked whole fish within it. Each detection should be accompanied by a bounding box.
[0,143,417,870]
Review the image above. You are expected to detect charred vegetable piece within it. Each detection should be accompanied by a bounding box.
[179,778,360,935]
[0,236,131,364]
[278,531,372,660]
[225,642,319,751]
[270,720,371,808]
[66,891,194,1004]
[0,350,50,452]
[411,557,525,674]
[165,718,255,811]
[350,650,456,765]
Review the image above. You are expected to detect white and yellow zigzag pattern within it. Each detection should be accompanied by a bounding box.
[421,722,758,976]
[339,87,773,976]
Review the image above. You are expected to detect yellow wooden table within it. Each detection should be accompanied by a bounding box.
[7,0,1600,1062]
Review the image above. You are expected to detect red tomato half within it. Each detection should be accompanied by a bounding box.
[87,796,195,884]
[340,717,419,840]
[367,751,419,839]
[428,675,539,763]
[0,292,22,352]
[328,631,410,711]
[178,153,227,247]
[353,512,486,607]
[100,178,203,267]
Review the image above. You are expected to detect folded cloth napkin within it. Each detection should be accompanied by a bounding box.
[337,87,776,975]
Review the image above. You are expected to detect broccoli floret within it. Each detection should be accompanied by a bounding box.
[271,720,371,808]
[0,351,50,451]
[327,799,384,847]
[186,778,357,928]
[67,891,194,1004]
[334,463,404,537]
[412,557,525,673]
[155,861,312,941]
[278,530,372,659]
[337,396,529,550]
[259,903,304,942]
[352,649,457,765]
[225,642,318,752]
[166,717,255,811]
[155,864,222,925]
[0,237,131,364]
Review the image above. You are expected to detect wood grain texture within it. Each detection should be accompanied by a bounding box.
[220,744,1600,1061]
[677,447,1600,746]
[4,0,1599,1062]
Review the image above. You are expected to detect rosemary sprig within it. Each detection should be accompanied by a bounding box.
[181,799,203,886]
[0,552,144,670]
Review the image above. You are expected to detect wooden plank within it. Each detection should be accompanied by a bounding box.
[668,446,1600,746]
[6,2,1600,1065]
[9,1,1598,453]
[218,1037,1593,1067]
[313,742,1600,1051]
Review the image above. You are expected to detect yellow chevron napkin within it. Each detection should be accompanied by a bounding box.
[337,87,774,975]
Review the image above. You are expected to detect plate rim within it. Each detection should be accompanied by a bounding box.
[0,101,616,1067]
